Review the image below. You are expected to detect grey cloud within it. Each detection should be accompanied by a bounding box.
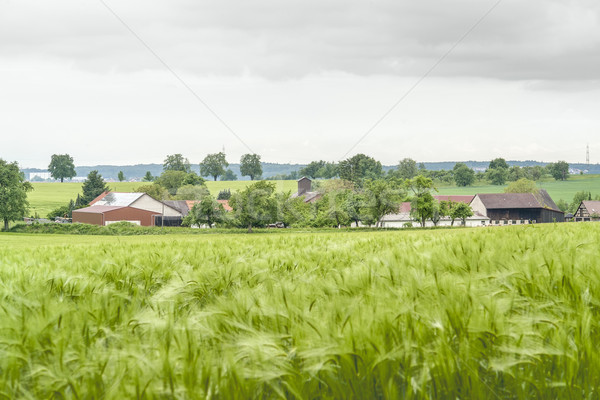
[1,0,599,80]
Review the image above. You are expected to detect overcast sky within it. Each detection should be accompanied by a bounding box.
[2,0,600,168]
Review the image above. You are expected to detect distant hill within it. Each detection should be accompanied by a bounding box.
[22,160,600,181]
[23,163,307,181]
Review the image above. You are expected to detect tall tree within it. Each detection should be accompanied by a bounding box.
[338,154,383,184]
[487,168,508,185]
[547,161,569,181]
[450,203,473,226]
[453,163,475,187]
[48,154,76,183]
[505,178,538,194]
[363,179,402,227]
[0,160,33,230]
[240,154,263,180]
[81,170,110,204]
[183,195,225,228]
[489,158,509,170]
[117,171,125,182]
[397,158,418,180]
[229,181,277,232]
[142,171,154,182]
[406,176,436,227]
[200,152,229,181]
[163,154,191,173]
[155,170,187,195]
[487,158,509,185]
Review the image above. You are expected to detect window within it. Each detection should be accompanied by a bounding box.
[503,220,508,225]
[512,220,517,224]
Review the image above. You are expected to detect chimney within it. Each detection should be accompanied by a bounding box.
[297,177,311,195]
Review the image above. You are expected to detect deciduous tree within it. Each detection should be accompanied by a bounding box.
[0,160,33,230]
[117,171,125,182]
[338,154,382,184]
[163,154,191,173]
[240,154,262,180]
[453,163,475,187]
[397,158,418,180]
[200,152,228,181]
[547,161,569,181]
[48,154,76,183]
[183,195,225,228]
[229,181,277,232]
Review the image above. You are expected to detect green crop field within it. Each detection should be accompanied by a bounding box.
[1,225,600,398]
[437,174,600,203]
[28,180,298,218]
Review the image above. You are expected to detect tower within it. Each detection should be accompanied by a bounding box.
[587,144,590,165]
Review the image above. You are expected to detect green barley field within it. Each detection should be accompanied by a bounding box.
[1,224,600,398]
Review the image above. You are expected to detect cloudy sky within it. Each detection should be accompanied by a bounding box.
[2,0,600,168]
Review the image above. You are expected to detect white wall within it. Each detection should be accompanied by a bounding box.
[131,194,182,217]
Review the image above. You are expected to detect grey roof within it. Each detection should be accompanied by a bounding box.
[476,190,561,212]
[582,201,600,215]
[163,200,192,216]
[94,192,144,207]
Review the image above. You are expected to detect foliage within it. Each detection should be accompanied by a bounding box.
[81,170,109,204]
[487,158,509,185]
[229,181,277,231]
[155,170,187,195]
[547,160,569,181]
[183,195,225,228]
[200,152,229,181]
[240,154,263,180]
[221,169,238,181]
[556,199,569,213]
[363,179,402,227]
[299,161,338,179]
[217,189,232,200]
[174,185,210,200]
[163,154,191,173]
[453,163,475,187]
[135,184,169,200]
[338,154,382,184]
[488,157,509,170]
[406,176,436,227]
[0,160,33,230]
[276,192,313,227]
[142,171,155,182]
[47,154,76,183]
[487,167,508,185]
[505,178,538,194]
[181,172,205,186]
[396,158,418,180]
[449,202,473,226]
[569,191,592,214]
[117,171,125,182]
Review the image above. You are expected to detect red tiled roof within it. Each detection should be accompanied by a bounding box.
[434,195,474,204]
[217,199,233,211]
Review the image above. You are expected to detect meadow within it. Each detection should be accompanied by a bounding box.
[27,180,298,217]
[1,224,599,398]
[27,175,600,218]
[436,173,600,203]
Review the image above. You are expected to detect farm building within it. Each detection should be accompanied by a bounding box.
[379,195,489,228]
[72,205,162,226]
[470,190,564,224]
[291,177,322,203]
[572,201,600,222]
[73,192,182,226]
